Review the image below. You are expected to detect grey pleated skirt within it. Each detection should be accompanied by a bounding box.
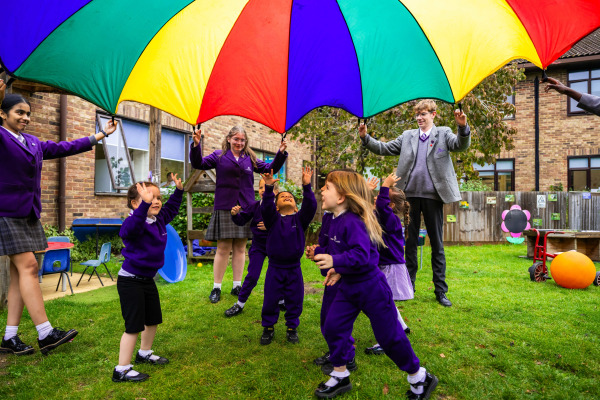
[0,216,47,256]
[204,209,252,241]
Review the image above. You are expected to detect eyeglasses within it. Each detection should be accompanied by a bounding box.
[414,112,431,118]
[231,138,246,143]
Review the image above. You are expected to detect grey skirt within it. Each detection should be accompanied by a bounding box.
[204,209,252,241]
[0,216,47,256]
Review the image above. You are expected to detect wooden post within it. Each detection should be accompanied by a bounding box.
[148,107,162,183]
[0,256,10,309]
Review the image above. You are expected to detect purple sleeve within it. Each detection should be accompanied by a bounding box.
[190,145,219,170]
[330,219,371,275]
[260,185,279,229]
[254,150,288,174]
[232,205,254,226]
[119,201,151,239]
[298,184,317,230]
[40,136,94,160]
[157,188,184,226]
[376,187,403,234]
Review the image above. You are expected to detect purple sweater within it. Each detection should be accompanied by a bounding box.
[120,188,184,277]
[376,187,406,265]
[315,211,380,283]
[261,184,317,269]
[231,200,268,253]
[317,212,333,277]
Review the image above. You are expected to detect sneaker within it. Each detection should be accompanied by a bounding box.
[406,371,439,400]
[314,376,352,398]
[321,357,357,375]
[260,326,275,345]
[405,327,411,335]
[313,351,330,366]
[286,328,299,344]
[0,335,35,356]
[38,328,78,355]
[209,288,221,303]
[224,303,244,317]
[135,351,169,365]
[230,286,241,296]
[364,344,385,355]
[278,301,287,312]
[112,367,149,383]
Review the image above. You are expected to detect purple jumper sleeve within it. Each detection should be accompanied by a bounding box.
[120,201,152,239]
[260,184,279,230]
[156,188,184,226]
[376,187,403,234]
[189,143,219,170]
[231,205,254,226]
[254,150,288,174]
[298,184,317,231]
[40,136,95,160]
[331,219,371,275]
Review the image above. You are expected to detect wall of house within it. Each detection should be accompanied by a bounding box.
[14,90,312,229]
[503,69,600,191]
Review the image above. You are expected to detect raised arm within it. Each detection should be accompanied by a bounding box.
[157,174,184,226]
[445,110,471,151]
[298,166,317,230]
[231,203,256,226]
[259,170,280,229]
[255,143,288,174]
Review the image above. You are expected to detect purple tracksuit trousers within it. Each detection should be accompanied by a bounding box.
[323,270,420,373]
[261,266,303,329]
[238,247,267,304]
[321,282,355,360]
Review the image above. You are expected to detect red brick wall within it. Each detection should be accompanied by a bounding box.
[13,92,312,229]
[503,69,600,191]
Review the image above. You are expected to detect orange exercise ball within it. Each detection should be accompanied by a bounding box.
[550,251,596,289]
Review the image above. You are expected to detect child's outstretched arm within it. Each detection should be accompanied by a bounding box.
[299,166,317,230]
[120,183,153,239]
[157,174,184,226]
[259,170,280,229]
[189,128,219,170]
[376,173,403,233]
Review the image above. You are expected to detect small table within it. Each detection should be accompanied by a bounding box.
[36,242,75,291]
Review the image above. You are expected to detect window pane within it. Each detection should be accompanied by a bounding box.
[478,171,494,176]
[161,128,185,161]
[263,152,286,181]
[591,169,600,190]
[591,157,600,168]
[592,79,600,98]
[160,160,184,189]
[592,69,600,79]
[498,172,512,191]
[97,116,134,189]
[121,119,149,151]
[569,158,588,168]
[569,71,589,80]
[570,81,589,112]
[496,160,514,170]
[571,170,587,190]
[480,174,495,190]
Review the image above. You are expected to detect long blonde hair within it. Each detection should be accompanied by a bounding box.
[326,171,384,247]
[219,125,258,169]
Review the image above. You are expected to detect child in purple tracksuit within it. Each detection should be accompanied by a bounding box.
[259,167,317,345]
[112,177,183,383]
[224,179,285,316]
[312,170,437,400]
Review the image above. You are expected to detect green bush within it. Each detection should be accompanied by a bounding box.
[163,187,215,242]
[460,179,491,192]
[43,225,123,263]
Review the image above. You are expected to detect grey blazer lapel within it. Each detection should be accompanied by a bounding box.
[410,129,419,156]
[427,126,438,157]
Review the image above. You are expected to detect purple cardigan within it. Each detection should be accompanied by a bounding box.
[0,125,96,219]
[189,143,287,210]
[376,187,406,265]
[231,200,268,253]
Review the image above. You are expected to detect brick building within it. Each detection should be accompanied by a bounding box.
[480,29,600,192]
[5,85,312,231]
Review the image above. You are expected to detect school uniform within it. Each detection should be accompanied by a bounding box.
[376,187,414,300]
[0,125,98,255]
[118,188,183,334]
[189,144,287,240]
[231,200,268,304]
[318,211,420,374]
[260,184,317,329]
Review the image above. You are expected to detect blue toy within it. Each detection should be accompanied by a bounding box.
[159,224,187,283]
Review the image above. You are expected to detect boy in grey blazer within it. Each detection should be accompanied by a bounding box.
[545,77,600,116]
[359,100,470,307]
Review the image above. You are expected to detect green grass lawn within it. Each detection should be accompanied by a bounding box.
[1,244,599,399]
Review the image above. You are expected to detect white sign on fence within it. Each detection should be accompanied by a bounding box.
[537,195,546,209]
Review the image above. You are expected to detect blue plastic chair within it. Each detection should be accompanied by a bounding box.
[77,242,113,287]
[40,248,73,295]
[48,236,72,275]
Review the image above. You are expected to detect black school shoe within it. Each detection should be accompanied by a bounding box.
[135,351,169,365]
[278,301,287,312]
[365,328,411,355]
[260,326,275,345]
[209,288,221,303]
[314,351,330,366]
[38,328,78,355]
[406,371,439,400]
[314,376,352,399]
[435,292,452,307]
[321,357,357,375]
[112,367,150,383]
[231,286,241,296]
[286,328,299,344]
[224,303,244,317]
[0,335,35,356]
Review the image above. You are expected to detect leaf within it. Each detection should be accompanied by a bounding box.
[383,383,389,395]
[440,353,446,358]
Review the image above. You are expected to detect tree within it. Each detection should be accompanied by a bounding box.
[286,63,525,181]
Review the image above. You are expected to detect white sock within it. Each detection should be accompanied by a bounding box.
[115,364,139,377]
[396,307,408,330]
[325,369,350,387]
[213,283,222,289]
[407,367,427,395]
[233,281,241,288]
[236,301,245,308]
[36,321,53,340]
[4,325,18,341]
[278,300,285,304]
[138,349,161,361]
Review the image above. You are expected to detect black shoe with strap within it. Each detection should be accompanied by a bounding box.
[112,367,150,383]
[314,376,352,399]
[314,351,330,366]
[321,357,357,375]
[38,328,78,355]
[435,292,452,307]
[209,288,221,303]
[260,326,275,345]
[364,344,385,355]
[278,301,287,312]
[135,351,169,365]
[231,286,241,296]
[286,328,299,344]
[224,303,244,317]
[406,371,439,400]
[0,335,35,356]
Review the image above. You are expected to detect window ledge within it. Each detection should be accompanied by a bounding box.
[94,192,128,197]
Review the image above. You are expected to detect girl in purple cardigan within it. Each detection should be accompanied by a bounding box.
[189,126,287,304]
[312,170,437,400]
[0,81,116,357]
[112,178,183,383]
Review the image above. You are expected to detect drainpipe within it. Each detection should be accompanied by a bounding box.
[534,76,540,191]
[59,94,67,232]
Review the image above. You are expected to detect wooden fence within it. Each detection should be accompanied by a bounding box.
[568,192,600,231]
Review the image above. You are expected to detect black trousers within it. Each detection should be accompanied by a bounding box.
[405,197,448,294]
